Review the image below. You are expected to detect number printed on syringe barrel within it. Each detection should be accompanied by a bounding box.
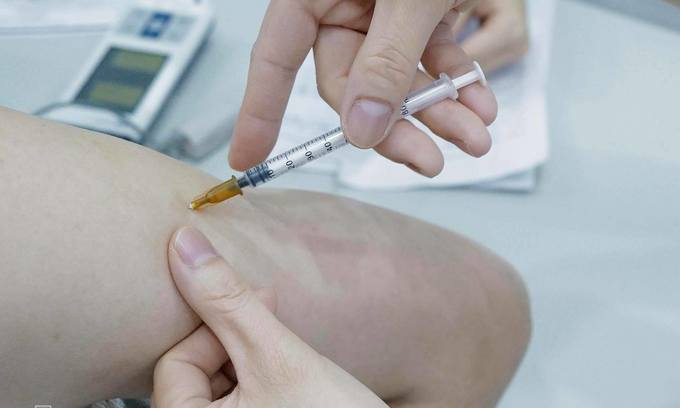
[242,127,347,187]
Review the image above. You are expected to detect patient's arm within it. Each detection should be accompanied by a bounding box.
[0,106,529,407]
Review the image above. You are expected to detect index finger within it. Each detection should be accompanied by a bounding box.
[152,287,278,407]
[228,1,318,170]
[153,324,230,407]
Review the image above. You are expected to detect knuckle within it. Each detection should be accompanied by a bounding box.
[502,20,530,57]
[429,14,457,47]
[153,355,171,376]
[202,280,251,316]
[362,40,415,90]
[153,353,180,380]
[250,42,298,77]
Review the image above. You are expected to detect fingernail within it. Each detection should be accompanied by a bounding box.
[346,99,392,148]
[174,227,218,267]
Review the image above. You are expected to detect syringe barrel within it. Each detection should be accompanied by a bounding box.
[241,126,347,187]
[400,73,457,116]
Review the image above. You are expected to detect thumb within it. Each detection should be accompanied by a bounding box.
[168,226,288,371]
[341,0,452,148]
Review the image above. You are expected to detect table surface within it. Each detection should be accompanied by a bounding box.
[1,0,679,406]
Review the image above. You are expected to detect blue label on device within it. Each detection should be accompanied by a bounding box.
[141,12,172,38]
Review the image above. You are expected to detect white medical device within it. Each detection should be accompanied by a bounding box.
[41,0,214,143]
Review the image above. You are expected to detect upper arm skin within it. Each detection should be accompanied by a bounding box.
[0,107,529,406]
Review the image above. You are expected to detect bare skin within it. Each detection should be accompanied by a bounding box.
[0,107,530,407]
[453,0,529,73]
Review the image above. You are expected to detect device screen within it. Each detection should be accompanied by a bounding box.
[75,47,167,113]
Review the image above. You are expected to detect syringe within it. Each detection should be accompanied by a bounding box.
[189,62,487,210]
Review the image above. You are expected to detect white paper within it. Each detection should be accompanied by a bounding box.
[0,0,130,35]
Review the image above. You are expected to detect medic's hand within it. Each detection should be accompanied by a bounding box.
[228,0,497,178]
[152,227,387,407]
[453,0,529,73]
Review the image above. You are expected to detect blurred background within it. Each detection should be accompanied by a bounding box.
[0,0,679,406]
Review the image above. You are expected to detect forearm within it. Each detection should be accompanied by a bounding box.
[0,107,529,406]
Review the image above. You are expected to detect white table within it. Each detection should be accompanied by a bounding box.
[1,0,679,406]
